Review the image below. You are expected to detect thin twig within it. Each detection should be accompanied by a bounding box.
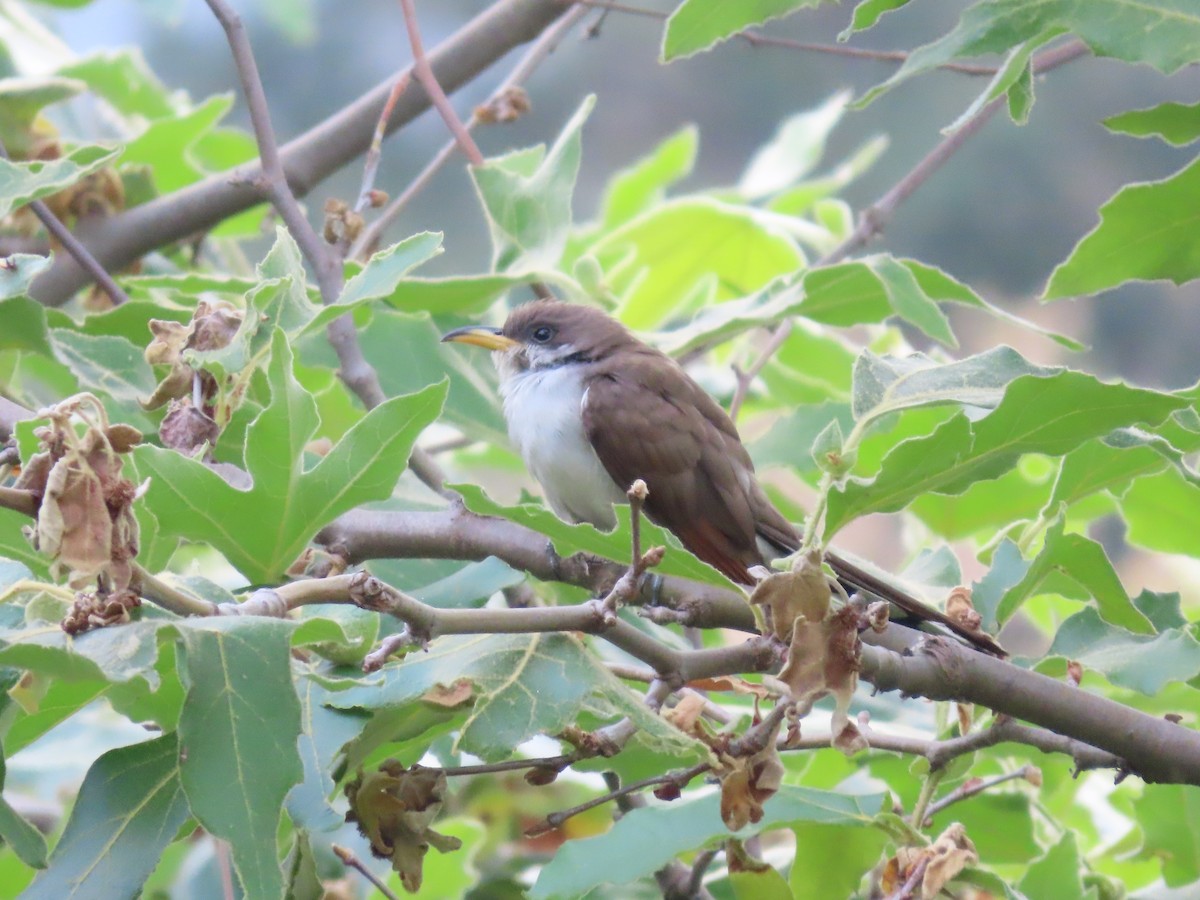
[921,765,1039,825]
[525,761,710,836]
[202,0,453,499]
[885,856,928,900]
[0,485,36,518]
[333,844,401,900]
[685,848,720,898]
[353,5,588,258]
[355,73,412,213]
[597,479,663,624]
[441,753,577,776]
[399,0,485,166]
[0,139,131,307]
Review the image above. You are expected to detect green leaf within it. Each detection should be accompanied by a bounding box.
[0,296,51,352]
[48,329,156,404]
[121,93,233,194]
[1047,436,1168,510]
[1045,607,1200,693]
[860,0,1200,107]
[929,792,1038,864]
[22,734,189,899]
[1105,100,1200,145]
[134,330,447,583]
[730,863,793,900]
[904,259,1084,350]
[943,38,1049,134]
[409,556,525,609]
[1046,154,1200,298]
[826,372,1186,537]
[751,402,854,475]
[1134,784,1200,886]
[596,197,803,329]
[996,520,1153,633]
[359,308,508,445]
[304,231,445,332]
[851,346,1053,426]
[471,95,594,272]
[454,482,736,588]
[0,144,119,218]
[1121,465,1200,557]
[653,279,809,357]
[842,0,910,35]
[0,619,164,686]
[177,617,303,900]
[739,92,850,199]
[662,0,825,61]
[0,255,51,300]
[57,49,175,118]
[788,823,887,899]
[0,76,83,158]
[326,631,702,764]
[0,748,47,869]
[597,126,697,231]
[798,255,960,343]
[287,674,366,833]
[531,787,883,899]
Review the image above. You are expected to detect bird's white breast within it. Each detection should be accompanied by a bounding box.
[499,365,625,529]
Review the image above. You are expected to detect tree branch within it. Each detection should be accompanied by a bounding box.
[29,0,571,306]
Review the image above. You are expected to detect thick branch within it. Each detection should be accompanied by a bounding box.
[861,639,1200,786]
[316,505,758,631]
[30,0,570,305]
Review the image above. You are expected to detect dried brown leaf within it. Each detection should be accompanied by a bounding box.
[345,763,463,892]
[749,550,831,642]
[422,678,474,708]
[945,586,982,633]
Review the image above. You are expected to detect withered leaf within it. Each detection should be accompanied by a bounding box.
[422,678,474,708]
[345,763,463,893]
[748,549,831,642]
[718,718,784,831]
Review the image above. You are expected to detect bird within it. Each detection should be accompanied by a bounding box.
[442,300,1002,655]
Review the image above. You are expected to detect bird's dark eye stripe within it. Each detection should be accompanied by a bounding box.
[531,325,554,342]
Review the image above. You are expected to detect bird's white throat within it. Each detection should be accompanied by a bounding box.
[498,362,626,529]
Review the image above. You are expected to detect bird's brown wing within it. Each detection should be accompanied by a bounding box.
[582,351,796,584]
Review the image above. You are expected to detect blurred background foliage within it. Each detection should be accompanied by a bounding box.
[33,0,1200,385]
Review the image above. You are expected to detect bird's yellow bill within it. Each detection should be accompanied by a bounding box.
[440,325,520,351]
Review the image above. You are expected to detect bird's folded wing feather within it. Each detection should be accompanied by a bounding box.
[581,352,793,584]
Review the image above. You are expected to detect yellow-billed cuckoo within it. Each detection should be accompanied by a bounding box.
[443,300,1001,654]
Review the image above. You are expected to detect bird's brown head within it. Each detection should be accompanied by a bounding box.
[441,300,635,373]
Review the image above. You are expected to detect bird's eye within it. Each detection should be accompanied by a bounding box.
[531,325,554,343]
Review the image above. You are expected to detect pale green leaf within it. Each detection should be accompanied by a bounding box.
[997,520,1154,633]
[1045,155,1200,298]
[1134,785,1200,886]
[860,0,1200,107]
[1045,607,1200,694]
[1105,100,1200,145]
[662,0,826,61]
[826,372,1186,537]
[304,231,444,332]
[471,95,594,272]
[532,788,884,899]
[0,144,119,219]
[789,823,887,899]
[739,92,851,199]
[596,197,803,329]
